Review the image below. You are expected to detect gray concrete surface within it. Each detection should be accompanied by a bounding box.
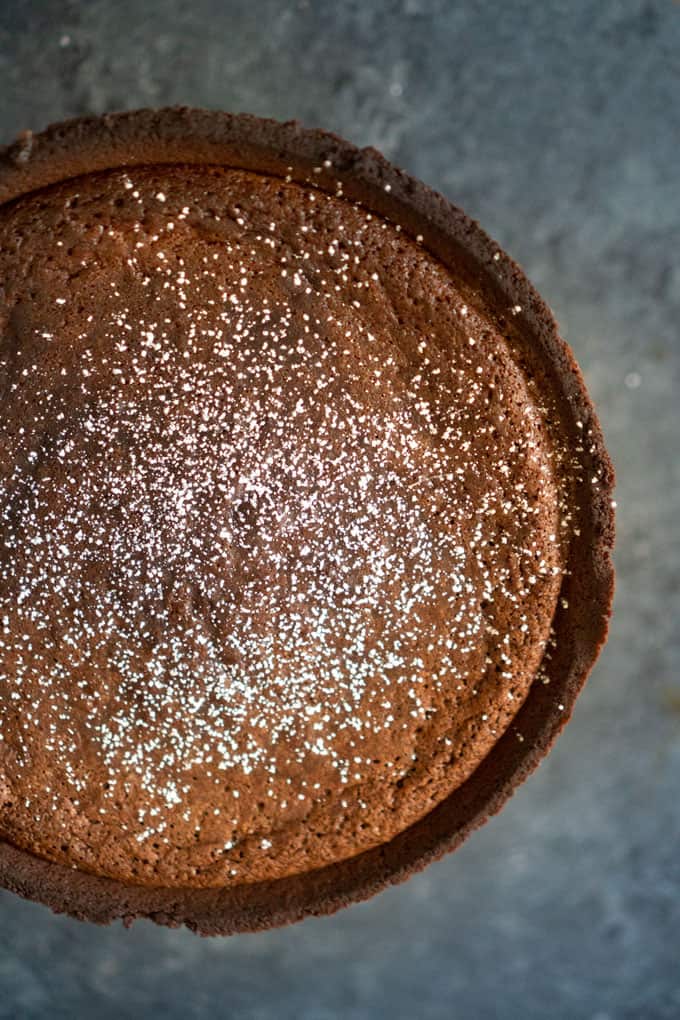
[0,1,678,1017]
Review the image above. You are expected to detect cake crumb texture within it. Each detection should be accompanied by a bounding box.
[0,163,586,887]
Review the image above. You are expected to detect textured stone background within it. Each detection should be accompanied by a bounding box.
[0,1,678,1017]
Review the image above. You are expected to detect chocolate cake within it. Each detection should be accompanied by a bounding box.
[0,109,614,933]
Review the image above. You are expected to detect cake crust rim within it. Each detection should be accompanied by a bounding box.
[0,106,615,935]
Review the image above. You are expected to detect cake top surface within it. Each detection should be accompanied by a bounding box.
[0,152,596,891]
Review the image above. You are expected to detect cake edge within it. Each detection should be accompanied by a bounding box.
[0,107,615,935]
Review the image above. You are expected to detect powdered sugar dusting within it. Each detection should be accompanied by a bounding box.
[0,167,576,881]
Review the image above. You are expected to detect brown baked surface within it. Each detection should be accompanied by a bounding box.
[0,109,614,931]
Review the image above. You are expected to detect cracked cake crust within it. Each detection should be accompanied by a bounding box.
[0,108,614,934]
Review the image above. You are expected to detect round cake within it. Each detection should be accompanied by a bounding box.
[0,109,614,933]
